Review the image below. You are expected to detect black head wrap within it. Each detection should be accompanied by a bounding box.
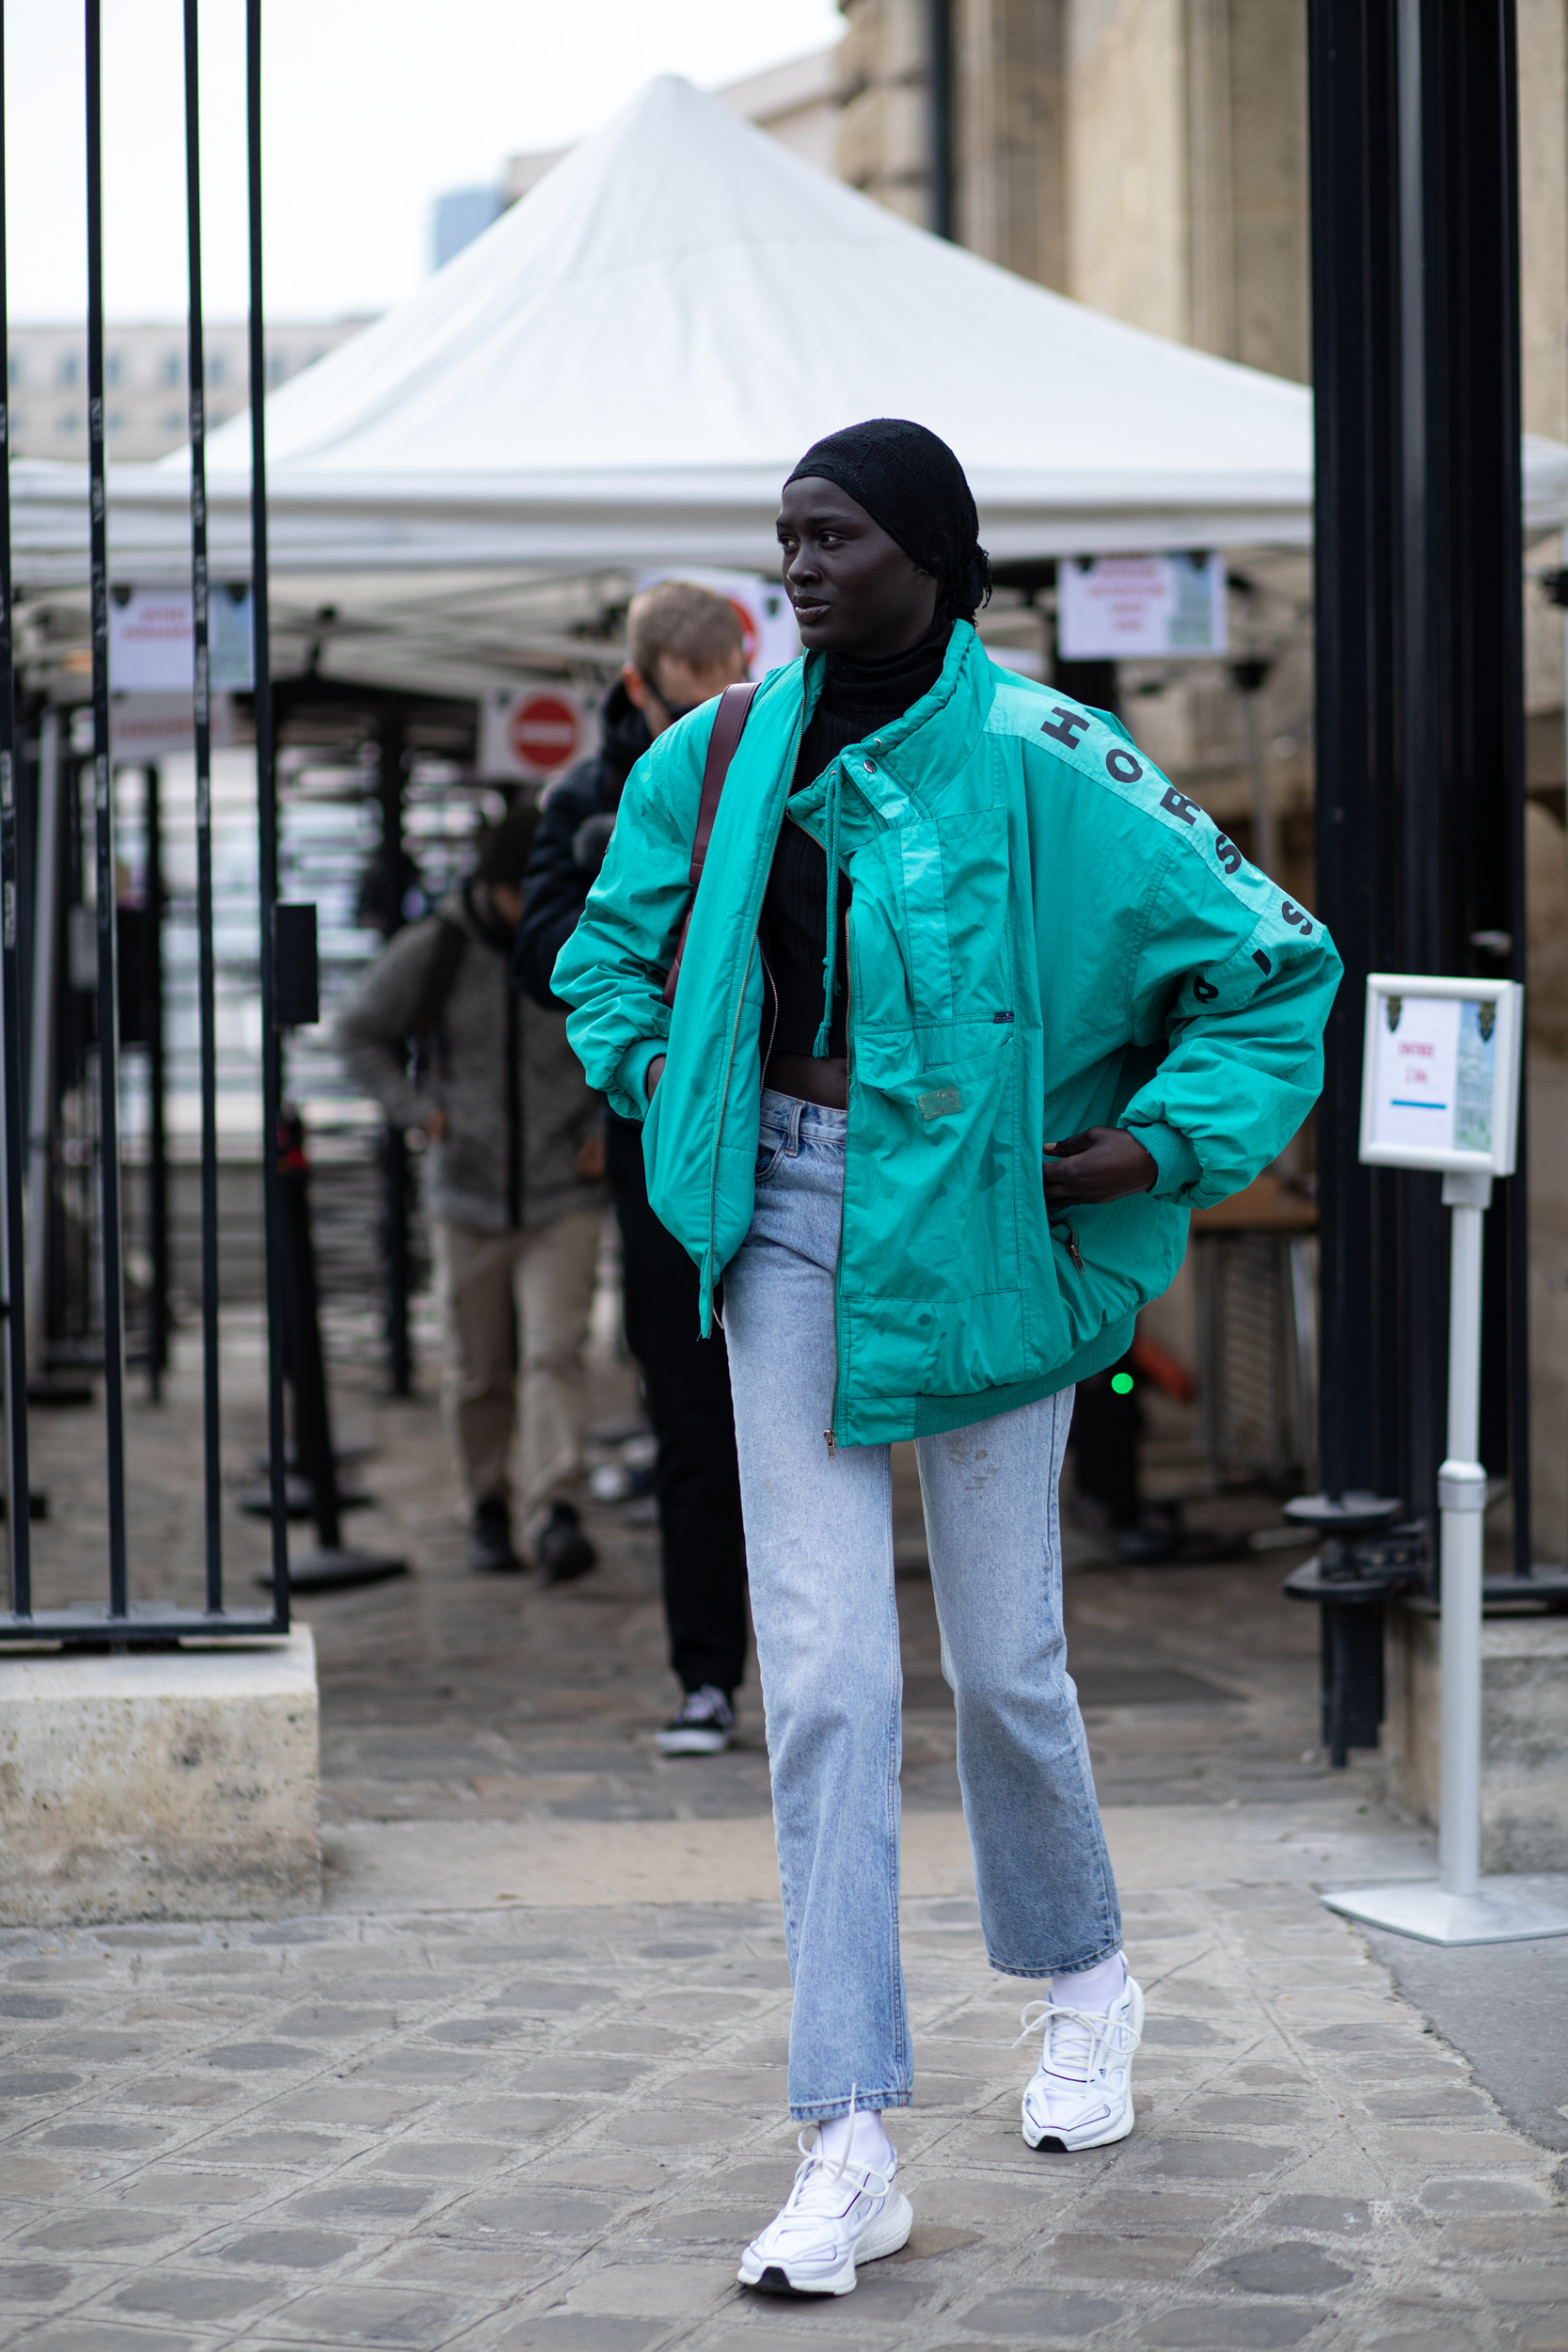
[785,419,991,623]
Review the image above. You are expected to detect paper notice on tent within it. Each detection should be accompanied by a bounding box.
[479,687,598,782]
[108,585,254,691]
[1057,553,1227,660]
[638,570,800,682]
[109,691,234,764]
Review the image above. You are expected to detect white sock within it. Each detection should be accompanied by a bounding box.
[1051,1949,1127,2013]
[817,2107,894,2173]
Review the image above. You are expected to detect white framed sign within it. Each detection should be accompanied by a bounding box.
[1057,552,1227,660]
[1359,974,1523,1176]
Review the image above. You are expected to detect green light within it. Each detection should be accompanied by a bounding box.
[1111,1373,1134,1395]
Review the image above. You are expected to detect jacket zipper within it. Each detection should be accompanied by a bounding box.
[705,691,804,1330]
[826,878,851,1457]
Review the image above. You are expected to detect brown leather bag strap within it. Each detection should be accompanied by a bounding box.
[661,681,758,1009]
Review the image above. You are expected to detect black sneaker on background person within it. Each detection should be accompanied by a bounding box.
[657,1684,736,1756]
[469,1494,523,1575]
[536,1499,597,1583]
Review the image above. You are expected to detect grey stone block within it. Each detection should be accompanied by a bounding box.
[285,2182,436,2221]
[371,2140,514,2176]
[1052,2233,1204,2279]
[454,2190,616,2235]
[1189,2099,1307,2128]
[1149,2141,1287,2180]
[1261,2198,1372,2236]
[33,2032,152,2062]
[0,1630,321,1924]
[1216,2245,1354,2295]
[1144,2018,1224,2047]
[114,2272,277,2320]
[204,2041,318,2070]
[489,1980,617,2010]
[420,2018,532,2046]
[1137,2305,1323,2348]
[1418,2177,1550,2215]
[441,2097,587,2138]
[132,2169,266,2208]
[24,2210,180,2252]
[649,2206,756,2243]
[271,2086,433,2126]
[264,2285,460,2344]
[13,2326,196,2352]
[269,2004,402,2036]
[961,2287,1124,2335]
[1473,2265,1568,2306]
[123,2074,240,2108]
[0,2262,73,2302]
[0,2070,80,2096]
[498,2057,647,2091]
[349,2050,484,2081]
[1386,1604,1568,1870]
[0,1993,68,2016]
[490,2321,667,2352]
[213,2226,358,2268]
[40,2122,166,2150]
[201,2129,346,2164]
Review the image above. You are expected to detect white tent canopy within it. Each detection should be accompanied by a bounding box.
[14,70,1568,588]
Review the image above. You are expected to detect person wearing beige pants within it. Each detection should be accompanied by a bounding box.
[436,1208,603,1539]
[337,803,609,1578]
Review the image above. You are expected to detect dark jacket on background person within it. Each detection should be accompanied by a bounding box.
[514,682,653,1009]
[338,880,605,1233]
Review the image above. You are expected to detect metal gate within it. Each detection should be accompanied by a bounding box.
[0,0,293,1642]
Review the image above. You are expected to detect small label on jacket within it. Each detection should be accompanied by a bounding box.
[918,1087,962,1120]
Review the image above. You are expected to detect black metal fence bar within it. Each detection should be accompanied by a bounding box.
[85,0,131,1614]
[249,0,292,1618]
[0,0,34,1610]
[185,0,226,1613]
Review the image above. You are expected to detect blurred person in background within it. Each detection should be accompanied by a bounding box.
[339,801,607,1580]
[515,580,750,1756]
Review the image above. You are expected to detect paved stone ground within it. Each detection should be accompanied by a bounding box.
[7,1297,1568,2348]
[3,1883,1566,2352]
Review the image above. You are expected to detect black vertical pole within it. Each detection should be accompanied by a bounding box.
[0,0,33,1609]
[184,0,223,1612]
[927,0,954,240]
[375,705,412,1396]
[144,764,168,1401]
[1309,0,1528,1564]
[248,0,290,1623]
[85,0,130,1617]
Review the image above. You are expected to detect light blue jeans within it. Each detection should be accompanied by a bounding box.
[722,1090,1123,2122]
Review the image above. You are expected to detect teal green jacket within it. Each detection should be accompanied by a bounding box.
[553,622,1339,1448]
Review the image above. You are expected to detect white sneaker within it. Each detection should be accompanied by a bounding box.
[1018,1971,1144,2152]
[656,1686,736,1756]
[737,2129,913,2296]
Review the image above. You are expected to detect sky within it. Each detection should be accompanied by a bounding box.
[8,0,844,323]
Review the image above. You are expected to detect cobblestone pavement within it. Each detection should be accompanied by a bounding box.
[8,1314,1568,2347]
[3,1882,1565,2352]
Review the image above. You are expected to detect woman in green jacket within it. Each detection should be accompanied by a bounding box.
[554,421,1339,2298]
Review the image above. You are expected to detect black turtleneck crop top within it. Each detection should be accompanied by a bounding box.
[760,615,952,1061]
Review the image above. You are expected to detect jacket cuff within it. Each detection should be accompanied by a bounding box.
[610,1038,665,1121]
[1124,1118,1202,1200]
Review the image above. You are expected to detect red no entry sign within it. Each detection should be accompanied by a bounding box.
[507,693,580,772]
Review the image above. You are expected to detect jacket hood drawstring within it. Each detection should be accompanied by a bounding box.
[812,760,844,1058]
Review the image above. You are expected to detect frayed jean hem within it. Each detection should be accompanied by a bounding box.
[988,1935,1123,1980]
[790,2090,912,2123]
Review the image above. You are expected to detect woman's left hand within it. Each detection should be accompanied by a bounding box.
[1043,1127,1158,1207]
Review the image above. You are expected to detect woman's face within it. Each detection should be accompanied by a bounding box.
[776,477,939,659]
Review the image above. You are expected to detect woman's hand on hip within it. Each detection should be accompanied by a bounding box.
[647,1055,666,1100]
[1043,1127,1158,1207]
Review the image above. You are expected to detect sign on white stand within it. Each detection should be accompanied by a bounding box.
[1322,974,1568,1947]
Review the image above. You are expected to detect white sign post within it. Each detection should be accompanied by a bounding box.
[1323,974,1568,1946]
